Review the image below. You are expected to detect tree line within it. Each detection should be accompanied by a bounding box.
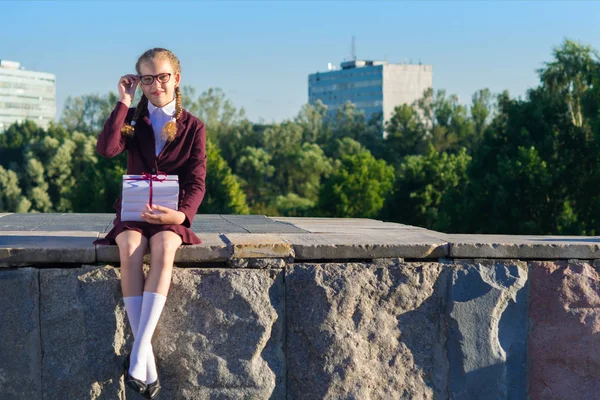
[1,39,598,235]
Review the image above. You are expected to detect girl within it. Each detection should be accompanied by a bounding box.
[93,48,207,398]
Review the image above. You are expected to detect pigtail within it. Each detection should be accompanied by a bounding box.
[161,86,182,142]
[121,95,148,137]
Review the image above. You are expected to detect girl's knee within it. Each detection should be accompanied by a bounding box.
[150,232,182,255]
[116,231,147,256]
[153,240,180,255]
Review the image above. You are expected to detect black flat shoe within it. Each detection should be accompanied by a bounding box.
[125,370,147,394]
[143,377,161,399]
[124,352,160,399]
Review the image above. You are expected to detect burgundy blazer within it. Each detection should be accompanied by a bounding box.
[96,101,207,227]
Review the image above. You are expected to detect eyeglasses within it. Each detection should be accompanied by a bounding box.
[138,73,172,85]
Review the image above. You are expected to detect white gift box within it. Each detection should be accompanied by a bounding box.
[121,174,179,222]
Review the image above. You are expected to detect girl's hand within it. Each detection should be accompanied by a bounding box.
[118,74,139,107]
[141,204,186,225]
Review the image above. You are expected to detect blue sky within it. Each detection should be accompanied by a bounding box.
[3,0,600,123]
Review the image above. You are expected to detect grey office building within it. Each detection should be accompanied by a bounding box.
[308,59,432,136]
[0,60,56,132]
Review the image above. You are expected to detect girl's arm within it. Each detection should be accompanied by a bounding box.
[96,101,133,158]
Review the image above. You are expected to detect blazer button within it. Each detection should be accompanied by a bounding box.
[151,168,156,173]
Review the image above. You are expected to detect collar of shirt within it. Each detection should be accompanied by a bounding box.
[147,98,176,117]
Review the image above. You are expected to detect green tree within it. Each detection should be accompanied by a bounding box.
[384,103,426,164]
[295,100,328,144]
[273,193,315,217]
[539,39,598,127]
[263,122,303,195]
[237,146,276,205]
[449,85,582,234]
[23,134,77,212]
[0,166,31,212]
[0,120,46,171]
[61,93,118,135]
[69,132,106,212]
[318,149,394,218]
[23,157,52,212]
[321,102,368,156]
[182,87,247,142]
[330,137,364,161]
[381,145,471,229]
[470,88,494,149]
[292,142,333,202]
[200,138,250,214]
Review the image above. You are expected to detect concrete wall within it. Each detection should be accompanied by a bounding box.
[382,64,433,127]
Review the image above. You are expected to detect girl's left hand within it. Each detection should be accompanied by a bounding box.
[141,204,186,225]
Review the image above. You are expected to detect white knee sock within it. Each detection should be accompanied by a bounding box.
[128,292,167,383]
[123,296,159,384]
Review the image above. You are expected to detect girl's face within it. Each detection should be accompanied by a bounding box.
[138,57,180,107]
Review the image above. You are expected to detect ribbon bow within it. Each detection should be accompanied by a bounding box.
[124,172,168,208]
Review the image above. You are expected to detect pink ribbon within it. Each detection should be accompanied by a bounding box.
[124,172,170,208]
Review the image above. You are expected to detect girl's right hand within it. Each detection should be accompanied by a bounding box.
[118,74,139,107]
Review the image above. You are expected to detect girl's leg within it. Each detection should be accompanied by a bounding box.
[115,230,147,297]
[115,230,157,383]
[145,230,182,296]
[128,231,182,381]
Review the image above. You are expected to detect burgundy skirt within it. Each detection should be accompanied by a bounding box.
[93,217,202,246]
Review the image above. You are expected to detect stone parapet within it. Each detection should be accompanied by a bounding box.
[1,214,599,399]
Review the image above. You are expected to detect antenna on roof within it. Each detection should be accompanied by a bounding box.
[351,36,357,61]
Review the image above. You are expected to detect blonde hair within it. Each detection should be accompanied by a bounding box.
[121,48,183,142]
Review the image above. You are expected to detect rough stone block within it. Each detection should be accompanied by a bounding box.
[155,268,285,399]
[40,266,127,399]
[224,233,294,259]
[0,268,41,400]
[280,232,448,260]
[448,234,600,259]
[39,266,285,399]
[447,260,528,400]
[529,260,600,399]
[286,261,448,399]
[0,231,97,266]
[228,257,288,269]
